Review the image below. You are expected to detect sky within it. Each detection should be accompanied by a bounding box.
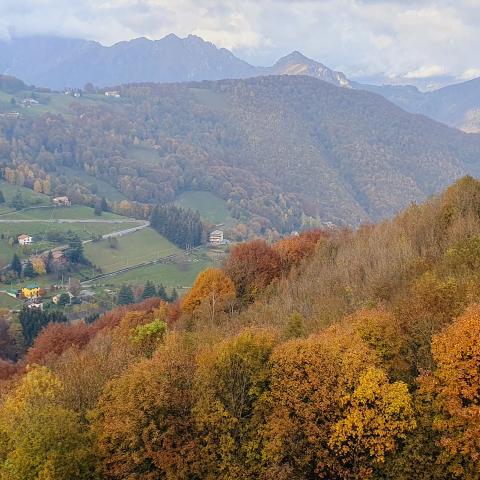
[1,0,479,87]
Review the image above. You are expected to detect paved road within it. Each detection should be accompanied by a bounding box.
[0,218,146,224]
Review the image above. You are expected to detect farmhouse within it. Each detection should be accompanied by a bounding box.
[209,230,224,245]
[21,98,39,107]
[105,91,120,98]
[18,234,33,245]
[21,284,40,299]
[53,196,71,206]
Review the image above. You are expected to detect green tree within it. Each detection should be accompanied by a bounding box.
[23,260,35,278]
[142,280,157,299]
[57,292,71,306]
[117,285,134,305]
[10,254,22,277]
[19,308,68,347]
[9,190,25,210]
[65,234,84,263]
[169,288,179,303]
[157,283,168,301]
[100,196,108,212]
[45,250,54,274]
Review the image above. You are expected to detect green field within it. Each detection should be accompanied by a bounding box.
[84,227,180,274]
[0,292,22,310]
[90,249,215,289]
[0,205,126,221]
[56,167,126,201]
[175,191,237,227]
[126,145,161,166]
[0,181,51,214]
[0,205,140,268]
[0,91,123,118]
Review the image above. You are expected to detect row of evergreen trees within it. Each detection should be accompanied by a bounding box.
[150,204,203,249]
[117,281,178,306]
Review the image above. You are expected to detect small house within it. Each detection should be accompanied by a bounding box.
[209,230,224,245]
[26,300,44,311]
[22,284,40,299]
[105,91,120,98]
[18,234,33,246]
[21,98,39,107]
[53,196,71,206]
[52,291,74,305]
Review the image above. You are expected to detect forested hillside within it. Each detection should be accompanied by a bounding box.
[3,177,480,478]
[1,75,480,235]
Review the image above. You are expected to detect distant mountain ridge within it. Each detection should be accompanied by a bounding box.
[0,34,349,90]
[1,34,479,132]
[360,79,480,133]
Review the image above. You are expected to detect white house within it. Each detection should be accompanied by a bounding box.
[21,98,39,107]
[18,234,33,246]
[209,230,224,245]
[53,196,71,206]
[105,91,121,98]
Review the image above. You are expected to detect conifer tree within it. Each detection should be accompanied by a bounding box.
[23,260,35,278]
[117,285,134,305]
[10,254,22,277]
[142,281,157,299]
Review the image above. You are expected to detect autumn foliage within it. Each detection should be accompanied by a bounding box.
[3,178,480,478]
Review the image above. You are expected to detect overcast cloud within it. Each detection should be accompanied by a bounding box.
[0,0,479,84]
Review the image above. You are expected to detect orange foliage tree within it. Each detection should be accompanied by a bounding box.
[274,230,325,272]
[223,240,282,302]
[91,333,197,480]
[262,327,413,479]
[181,268,236,320]
[422,304,480,478]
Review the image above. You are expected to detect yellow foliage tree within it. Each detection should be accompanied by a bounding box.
[262,327,378,479]
[329,367,416,479]
[0,366,94,480]
[32,256,46,275]
[193,329,276,479]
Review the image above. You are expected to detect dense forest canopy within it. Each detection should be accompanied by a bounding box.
[2,177,480,478]
[1,75,480,237]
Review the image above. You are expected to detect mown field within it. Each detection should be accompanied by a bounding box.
[0,91,124,118]
[83,227,180,274]
[0,205,140,268]
[174,191,237,227]
[89,248,216,290]
[0,180,51,214]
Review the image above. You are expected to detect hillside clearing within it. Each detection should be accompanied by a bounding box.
[83,227,180,274]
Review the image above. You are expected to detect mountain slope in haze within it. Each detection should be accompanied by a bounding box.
[359,78,480,132]
[0,35,348,90]
[1,74,480,230]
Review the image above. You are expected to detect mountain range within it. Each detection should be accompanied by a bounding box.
[0,35,349,90]
[1,34,478,133]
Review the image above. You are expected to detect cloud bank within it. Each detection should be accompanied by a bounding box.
[0,0,479,84]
